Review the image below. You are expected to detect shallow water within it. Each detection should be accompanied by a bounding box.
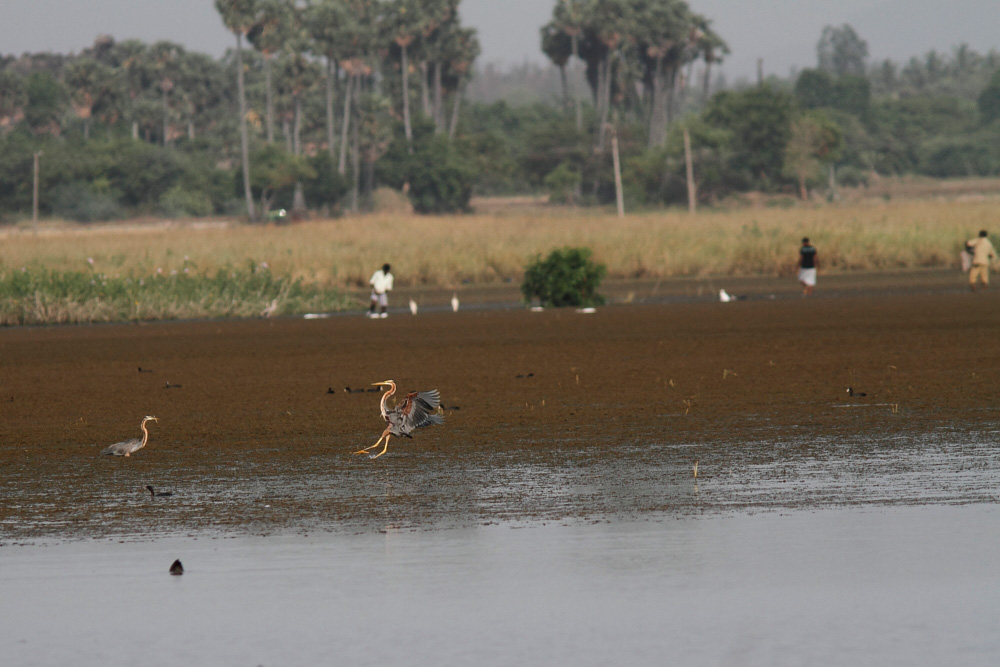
[3,504,999,667]
[3,428,998,540]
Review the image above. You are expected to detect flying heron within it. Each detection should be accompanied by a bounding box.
[354,380,443,459]
[101,416,158,456]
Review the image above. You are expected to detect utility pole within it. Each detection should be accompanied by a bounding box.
[683,128,697,215]
[33,151,42,232]
[606,124,624,218]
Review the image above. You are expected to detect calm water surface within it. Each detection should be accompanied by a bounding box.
[3,509,1000,666]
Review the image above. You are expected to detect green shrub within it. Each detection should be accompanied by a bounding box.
[407,136,478,214]
[521,247,606,308]
[543,162,581,204]
[158,185,214,218]
[50,182,124,222]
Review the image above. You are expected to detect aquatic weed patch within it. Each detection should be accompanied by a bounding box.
[0,264,356,325]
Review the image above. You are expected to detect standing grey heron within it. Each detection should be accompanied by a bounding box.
[101,416,158,456]
[354,380,443,459]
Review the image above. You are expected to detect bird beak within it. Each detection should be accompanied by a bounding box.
[371,381,390,386]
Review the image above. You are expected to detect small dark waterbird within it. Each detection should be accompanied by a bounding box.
[846,387,867,397]
[169,559,184,575]
[101,416,158,457]
[354,380,444,459]
[146,485,173,497]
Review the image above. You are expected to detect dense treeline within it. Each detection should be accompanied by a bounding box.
[1,0,999,223]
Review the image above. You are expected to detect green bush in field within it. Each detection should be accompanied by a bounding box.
[543,162,581,205]
[521,247,606,308]
[406,135,478,214]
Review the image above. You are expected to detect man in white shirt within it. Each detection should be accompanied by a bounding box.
[368,263,394,318]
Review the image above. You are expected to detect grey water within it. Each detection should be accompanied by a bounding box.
[2,505,999,667]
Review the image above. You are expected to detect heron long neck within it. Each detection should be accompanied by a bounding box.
[380,383,395,418]
[139,422,149,448]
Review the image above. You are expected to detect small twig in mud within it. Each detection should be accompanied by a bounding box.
[693,460,699,479]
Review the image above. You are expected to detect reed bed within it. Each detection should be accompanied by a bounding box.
[2,200,991,285]
[0,265,355,326]
[0,198,994,323]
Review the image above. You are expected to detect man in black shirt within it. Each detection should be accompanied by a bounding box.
[798,237,817,296]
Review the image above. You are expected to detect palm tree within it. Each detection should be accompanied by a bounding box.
[0,70,27,133]
[215,0,260,221]
[248,0,294,144]
[148,41,184,145]
[305,0,351,162]
[384,0,427,150]
[64,57,110,139]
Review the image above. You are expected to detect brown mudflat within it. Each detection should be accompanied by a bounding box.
[2,279,999,540]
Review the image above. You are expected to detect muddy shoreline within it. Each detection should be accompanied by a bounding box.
[2,272,999,541]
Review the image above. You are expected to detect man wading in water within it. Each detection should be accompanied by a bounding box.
[368,263,394,318]
[798,237,818,297]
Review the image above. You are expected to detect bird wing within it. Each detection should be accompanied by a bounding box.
[101,438,141,456]
[392,390,443,433]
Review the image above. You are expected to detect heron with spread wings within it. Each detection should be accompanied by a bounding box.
[355,380,444,459]
[101,416,158,456]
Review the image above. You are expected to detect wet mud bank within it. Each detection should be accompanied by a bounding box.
[2,284,999,540]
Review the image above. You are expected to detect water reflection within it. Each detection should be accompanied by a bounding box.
[1,429,998,541]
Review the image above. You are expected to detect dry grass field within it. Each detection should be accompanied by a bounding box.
[2,198,996,289]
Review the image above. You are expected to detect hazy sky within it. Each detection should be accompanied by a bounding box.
[2,0,998,82]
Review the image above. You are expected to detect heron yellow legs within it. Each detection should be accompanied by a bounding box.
[354,428,392,458]
[368,434,392,459]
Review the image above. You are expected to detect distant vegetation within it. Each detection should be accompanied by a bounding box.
[0,1,998,224]
[1,198,992,323]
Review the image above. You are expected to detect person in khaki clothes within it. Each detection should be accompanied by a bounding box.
[967,230,996,292]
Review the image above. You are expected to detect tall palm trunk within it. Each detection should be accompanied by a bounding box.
[448,80,463,141]
[701,54,713,103]
[350,116,360,213]
[293,95,302,156]
[572,33,582,132]
[420,61,431,116]
[558,64,568,111]
[433,61,444,133]
[326,58,336,160]
[293,94,305,211]
[401,44,412,151]
[264,55,275,143]
[235,32,255,221]
[595,55,612,151]
[161,87,169,146]
[648,56,665,148]
[338,73,354,175]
